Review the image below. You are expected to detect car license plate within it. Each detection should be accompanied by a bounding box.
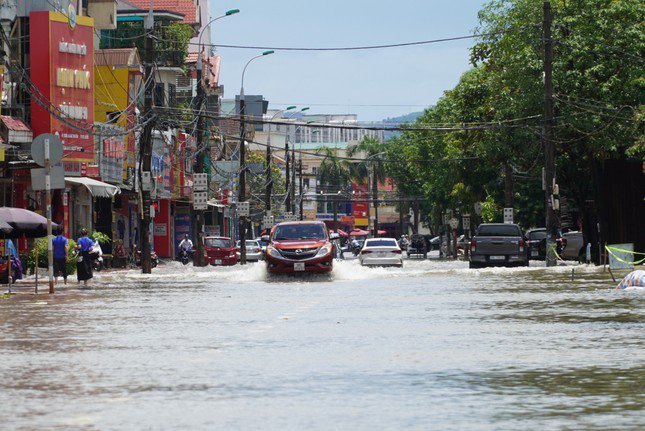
[215,259,222,265]
[531,250,538,257]
[490,255,505,261]
[294,262,305,271]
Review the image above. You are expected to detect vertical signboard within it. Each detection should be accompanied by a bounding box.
[30,12,95,170]
[100,134,125,184]
[352,181,369,227]
[174,208,191,255]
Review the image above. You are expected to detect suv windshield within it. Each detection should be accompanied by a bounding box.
[205,238,232,248]
[477,225,521,237]
[274,224,326,240]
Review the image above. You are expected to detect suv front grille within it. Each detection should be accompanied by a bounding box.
[279,247,319,260]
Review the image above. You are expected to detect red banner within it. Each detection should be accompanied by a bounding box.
[30,11,95,163]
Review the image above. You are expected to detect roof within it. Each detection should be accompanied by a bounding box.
[124,0,198,24]
[95,48,141,68]
[65,177,121,198]
[0,116,31,132]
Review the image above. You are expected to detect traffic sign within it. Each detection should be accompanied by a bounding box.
[30,166,65,191]
[503,207,514,224]
[31,133,63,167]
[193,173,207,192]
[237,201,250,217]
[193,191,207,210]
[462,215,471,231]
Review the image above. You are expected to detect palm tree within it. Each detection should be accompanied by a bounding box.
[317,147,351,232]
[348,137,387,236]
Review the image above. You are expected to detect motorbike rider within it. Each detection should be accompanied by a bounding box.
[178,234,194,258]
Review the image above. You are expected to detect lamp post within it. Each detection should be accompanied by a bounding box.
[266,106,295,223]
[193,8,239,266]
[239,50,274,265]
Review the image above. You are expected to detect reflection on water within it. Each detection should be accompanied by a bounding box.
[0,259,643,430]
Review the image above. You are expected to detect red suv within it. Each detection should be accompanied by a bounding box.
[204,236,237,266]
[263,221,338,274]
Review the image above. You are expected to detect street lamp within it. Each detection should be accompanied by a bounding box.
[239,50,275,265]
[192,8,239,266]
[196,9,240,70]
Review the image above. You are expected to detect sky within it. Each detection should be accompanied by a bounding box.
[209,1,489,122]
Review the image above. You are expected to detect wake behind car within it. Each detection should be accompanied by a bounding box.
[469,223,528,268]
[204,236,237,266]
[359,238,403,267]
[264,221,338,274]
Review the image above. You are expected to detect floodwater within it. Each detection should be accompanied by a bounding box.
[0,259,643,430]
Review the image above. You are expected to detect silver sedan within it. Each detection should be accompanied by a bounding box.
[236,240,264,261]
[358,238,404,267]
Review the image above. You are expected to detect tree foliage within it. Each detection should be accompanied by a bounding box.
[387,0,643,231]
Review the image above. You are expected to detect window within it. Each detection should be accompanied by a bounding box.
[154,83,165,107]
[477,224,521,237]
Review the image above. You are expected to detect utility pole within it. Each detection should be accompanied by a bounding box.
[285,139,290,212]
[139,6,155,274]
[193,56,206,266]
[543,1,557,267]
[265,128,273,217]
[238,92,247,264]
[291,143,296,214]
[298,159,304,220]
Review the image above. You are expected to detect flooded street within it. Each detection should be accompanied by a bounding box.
[1,260,643,430]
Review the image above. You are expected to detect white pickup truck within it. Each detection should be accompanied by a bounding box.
[469,223,528,268]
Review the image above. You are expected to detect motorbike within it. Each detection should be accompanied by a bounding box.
[135,249,159,268]
[179,248,194,265]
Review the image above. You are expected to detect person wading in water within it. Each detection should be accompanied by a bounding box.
[75,229,94,285]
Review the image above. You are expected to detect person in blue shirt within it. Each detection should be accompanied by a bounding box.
[52,229,69,285]
[75,228,94,285]
[5,239,23,283]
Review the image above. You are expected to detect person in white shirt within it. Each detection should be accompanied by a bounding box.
[178,234,193,252]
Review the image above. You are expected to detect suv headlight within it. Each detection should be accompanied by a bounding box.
[267,246,281,258]
[315,243,332,258]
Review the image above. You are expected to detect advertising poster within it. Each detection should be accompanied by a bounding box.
[29,11,95,166]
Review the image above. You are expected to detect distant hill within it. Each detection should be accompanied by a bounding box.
[382,112,423,125]
[380,111,423,140]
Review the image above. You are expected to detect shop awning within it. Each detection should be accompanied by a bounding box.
[65,177,121,198]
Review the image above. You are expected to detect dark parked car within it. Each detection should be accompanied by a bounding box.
[525,228,566,260]
[561,231,584,261]
[407,234,427,258]
[469,223,528,268]
[428,236,442,251]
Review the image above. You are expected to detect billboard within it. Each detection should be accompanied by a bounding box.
[30,11,95,165]
[352,181,369,226]
[100,134,125,184]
